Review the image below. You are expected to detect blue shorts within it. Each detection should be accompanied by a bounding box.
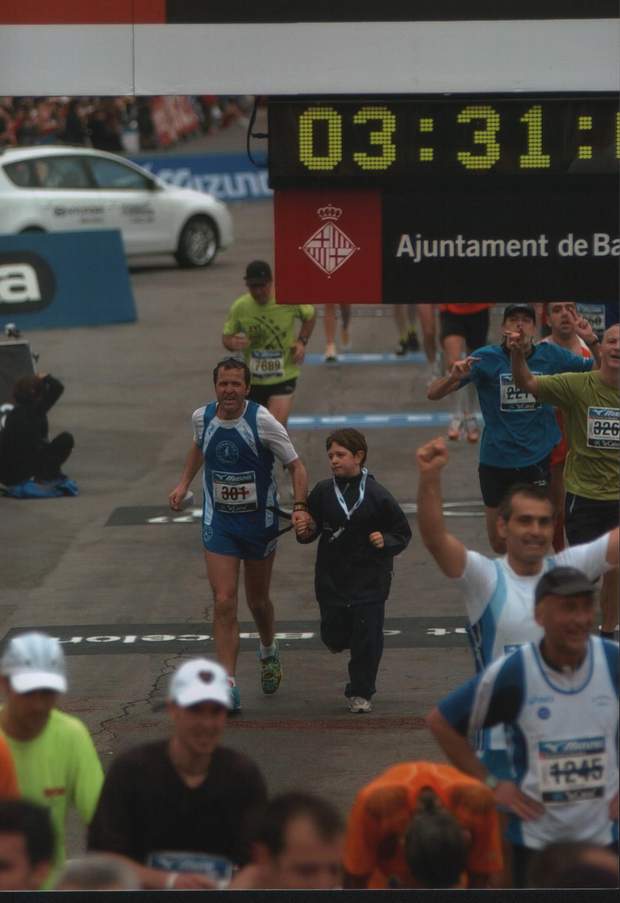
[202,523,278,560]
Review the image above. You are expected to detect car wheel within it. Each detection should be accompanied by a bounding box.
[175,216,218,267]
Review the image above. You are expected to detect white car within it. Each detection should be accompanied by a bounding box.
[0,145,234,267]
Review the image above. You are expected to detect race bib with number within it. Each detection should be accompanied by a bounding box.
[577,303,605,335]
[500,373,540,411]
[538,736,607,804]
[587,407,620,449]
[250,350,284,379]
[212,471,258,513]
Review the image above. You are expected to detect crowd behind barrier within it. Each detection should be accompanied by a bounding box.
[0,96,256,155]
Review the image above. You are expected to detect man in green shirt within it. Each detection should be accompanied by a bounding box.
[222,260,316,427]
[509,323,619,637]
[0,632,103,886]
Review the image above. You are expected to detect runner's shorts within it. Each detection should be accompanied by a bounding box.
[440,308,490,352]
[202,522,278,560]
[564,493,619,545]
[249,377,297,407]
[478,457,551,508]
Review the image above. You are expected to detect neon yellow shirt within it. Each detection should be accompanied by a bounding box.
[1,708,104,886]
[223,294,315,385]
[536,370,619,500]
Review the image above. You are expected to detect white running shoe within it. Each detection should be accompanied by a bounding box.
[447,416,463,441]
[349,696,372,713]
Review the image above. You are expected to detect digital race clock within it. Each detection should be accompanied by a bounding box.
[268,95,619,186]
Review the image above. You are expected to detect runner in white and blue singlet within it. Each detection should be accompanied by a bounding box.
[428,567,618,887]
[169,358,309,712]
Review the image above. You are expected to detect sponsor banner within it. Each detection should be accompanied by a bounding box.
[130,153,270,203]
[0,232,136,329]
[2,618,471,654]
[275,183,619,303]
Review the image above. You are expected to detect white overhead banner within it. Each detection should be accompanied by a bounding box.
[1,1,618,95]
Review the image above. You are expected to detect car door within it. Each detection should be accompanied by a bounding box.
[17,154,108,233]
[85,155,169,254]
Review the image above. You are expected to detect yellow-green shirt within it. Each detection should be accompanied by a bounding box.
[536,370,619,500]
[1,708,104,886]
[223,294,315,385]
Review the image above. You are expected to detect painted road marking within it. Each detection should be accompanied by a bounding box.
[305,352,426,365]
[106,499,484,526]
[3,619,471,654]
[288,412,463,430]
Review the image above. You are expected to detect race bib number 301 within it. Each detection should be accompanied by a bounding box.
[250,350,285,379]
[500,374,540,411]
[538,737,607,804]
[587,407,620,449]
[212,471,258,513]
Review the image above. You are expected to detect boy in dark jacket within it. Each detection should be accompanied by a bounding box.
[295,429,411,713]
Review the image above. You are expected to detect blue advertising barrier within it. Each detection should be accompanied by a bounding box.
[0,231,136,330]
[130,152,270,203]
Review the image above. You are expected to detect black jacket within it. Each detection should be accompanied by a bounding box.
[0,375,63,484]
[300,472,412,606]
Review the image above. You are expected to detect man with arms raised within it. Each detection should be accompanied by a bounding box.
[169,358,309,710]
[416,436,618,784]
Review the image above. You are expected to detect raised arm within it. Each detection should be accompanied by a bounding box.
[507,329,539,396]
[415,438,467,578]
[427,355,479,401]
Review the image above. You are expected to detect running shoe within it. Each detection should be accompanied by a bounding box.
[407,329,420,351]
[395,338,409,356]
[259,642,282,695]
[349,696,372,713]
[447,416,463,441]
[340,328,352,352]
[464,415,480,444]
[229,683,241,712]
[324,343,338,362]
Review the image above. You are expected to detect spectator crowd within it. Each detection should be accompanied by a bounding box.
[0,95,255,154]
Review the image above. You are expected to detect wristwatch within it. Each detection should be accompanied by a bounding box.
[297,335,309,346]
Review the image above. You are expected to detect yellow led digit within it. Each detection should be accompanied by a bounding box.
[616,112,620,159]
[457,105,500,171]
[519,105,551,168]
[577,115,593,160]
[418,118,434,162]
[352,106,396,171]
[299,107,342,171]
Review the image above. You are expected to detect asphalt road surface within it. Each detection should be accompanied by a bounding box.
[1,128,501,856]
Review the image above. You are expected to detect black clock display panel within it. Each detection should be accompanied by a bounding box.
[268,95,619,187]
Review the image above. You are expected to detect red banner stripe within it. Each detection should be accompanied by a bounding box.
[0,1,165,24]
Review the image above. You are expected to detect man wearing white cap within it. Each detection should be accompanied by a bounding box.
[88,657,267,890]
[0,631,104,887]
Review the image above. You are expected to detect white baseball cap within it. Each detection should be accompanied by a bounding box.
[168,658,231,709]
[1,631,67,694]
